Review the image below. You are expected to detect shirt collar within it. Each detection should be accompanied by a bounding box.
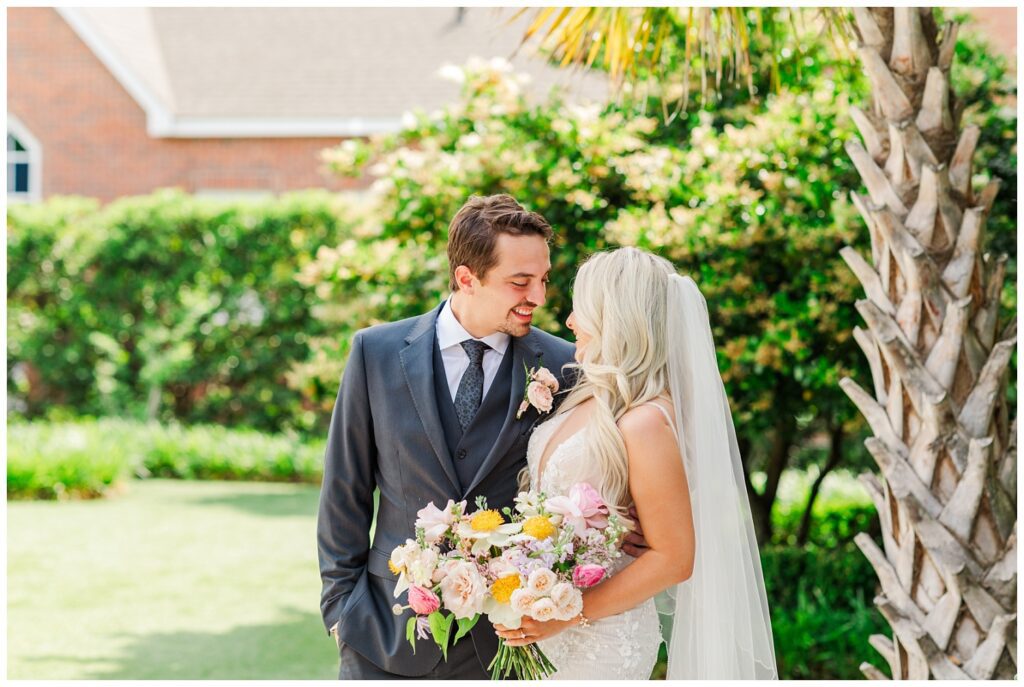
[436,296,511,356]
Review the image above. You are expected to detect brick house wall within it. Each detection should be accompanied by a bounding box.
[969,8,1016,60]
[7,8,1016,205]
[8,7,359,203]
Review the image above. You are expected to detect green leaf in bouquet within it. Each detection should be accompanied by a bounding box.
[452,614,479,644]
[428,611,455,660]
[406,615,418,655]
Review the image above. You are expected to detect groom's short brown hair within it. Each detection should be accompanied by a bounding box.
[447,194,553,292]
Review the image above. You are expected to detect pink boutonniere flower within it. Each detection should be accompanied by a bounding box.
[516,363,559,419]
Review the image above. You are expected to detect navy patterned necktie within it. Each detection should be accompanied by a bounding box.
[454,339,490,431]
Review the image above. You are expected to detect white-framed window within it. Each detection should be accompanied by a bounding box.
[7,114,42,203]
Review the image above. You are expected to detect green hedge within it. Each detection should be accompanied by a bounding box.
[651,542,886,680]
[763,542,889,679]
[7,190,357,434]
[7,419,325,499]
[7,418,139,499]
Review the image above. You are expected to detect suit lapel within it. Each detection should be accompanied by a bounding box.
[399,304,461,492]
[463,330,543,496]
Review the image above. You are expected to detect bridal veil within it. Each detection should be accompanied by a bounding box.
[658,272,777,680]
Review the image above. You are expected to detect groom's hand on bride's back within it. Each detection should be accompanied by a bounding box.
[622,504,650,557]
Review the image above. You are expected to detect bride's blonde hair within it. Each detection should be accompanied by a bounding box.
[523,247,677,519]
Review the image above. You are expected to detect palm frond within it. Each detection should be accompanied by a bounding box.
[521,7,857,110]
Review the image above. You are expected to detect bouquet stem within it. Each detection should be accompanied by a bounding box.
[487,638,556,680]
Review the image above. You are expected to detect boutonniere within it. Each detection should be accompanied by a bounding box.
[516,361,559,420]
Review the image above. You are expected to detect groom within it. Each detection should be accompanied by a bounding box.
[318,194,578,679]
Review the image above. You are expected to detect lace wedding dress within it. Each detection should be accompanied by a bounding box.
[525,409,664,680]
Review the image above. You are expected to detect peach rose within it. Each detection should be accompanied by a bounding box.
[529,597,557,622]
[510,588,539,615]
[526,568,557,595]
[526,381,554,413]
[439,560,487,619]
[550,582,583,620]
[532,367,559,392]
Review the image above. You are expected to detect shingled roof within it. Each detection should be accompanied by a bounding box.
[59,7,609,137]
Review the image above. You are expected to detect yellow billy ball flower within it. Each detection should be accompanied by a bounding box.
[470,509,505,532]
[490,574,521,604]
[522,515,556,540]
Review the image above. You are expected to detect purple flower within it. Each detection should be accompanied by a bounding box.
[416,615,431,640]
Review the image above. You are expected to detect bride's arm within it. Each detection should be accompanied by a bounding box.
[577,404,695,619]
[498,405,695,645]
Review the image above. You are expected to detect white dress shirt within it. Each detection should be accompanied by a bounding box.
[435,297,511,402]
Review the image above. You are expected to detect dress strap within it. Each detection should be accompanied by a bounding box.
[641,399,677,436]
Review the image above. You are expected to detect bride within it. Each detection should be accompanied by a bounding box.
[494,247,777,679]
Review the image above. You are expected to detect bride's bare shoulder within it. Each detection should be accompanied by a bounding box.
[618,399,685,475]
[617,399,676,445]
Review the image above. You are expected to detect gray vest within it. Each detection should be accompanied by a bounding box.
[432,335,515,492]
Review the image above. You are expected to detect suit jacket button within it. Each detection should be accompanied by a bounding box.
[456,448,467,460]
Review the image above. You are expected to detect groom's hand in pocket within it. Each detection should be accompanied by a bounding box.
[621,504,650,557]
[330,622,341,650]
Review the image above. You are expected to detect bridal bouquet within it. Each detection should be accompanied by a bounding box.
[389,483,627,679]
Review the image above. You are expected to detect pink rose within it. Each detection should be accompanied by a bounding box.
[570,482,609,530]
[526,381,553,413]
[532,367,559,392]
[415,499,457,545]
[408,584,441,615]
[545,482,610,534]
[572,564,606,588]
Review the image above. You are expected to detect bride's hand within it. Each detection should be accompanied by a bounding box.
[621,503,650,556]
[494,617,574,646]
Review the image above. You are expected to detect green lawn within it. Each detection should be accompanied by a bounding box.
[8,470,877,679]
[8,479,338,679]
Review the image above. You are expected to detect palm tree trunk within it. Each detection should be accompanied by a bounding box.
[840,8,1016,680]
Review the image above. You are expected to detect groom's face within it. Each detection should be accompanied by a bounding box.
[465,233,550,337]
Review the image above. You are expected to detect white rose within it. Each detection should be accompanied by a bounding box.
[550,583,583,620]
[390,540,422,599]
[406,548,439,587]
[549,582,575,610]
[560,591,583,621]
[390,540,418,571]
[527,568,558,596]
[440,560,487,619]
[510,588,539,615]
[529,597,557,622]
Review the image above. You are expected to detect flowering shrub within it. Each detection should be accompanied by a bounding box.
[304,56,871,441]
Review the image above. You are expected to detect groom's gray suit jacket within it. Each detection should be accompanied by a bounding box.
[317,302,576,677]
